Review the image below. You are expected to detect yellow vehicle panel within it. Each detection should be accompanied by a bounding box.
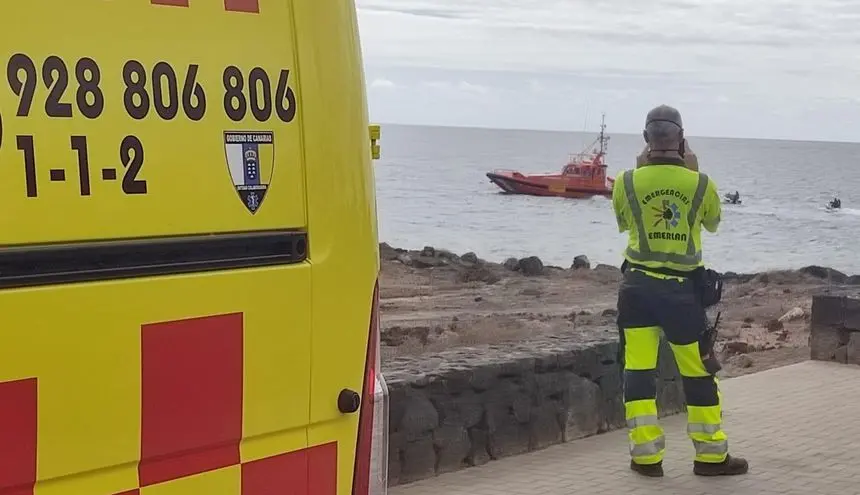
[289,2,381,490]
[0,0,381,494]
[0,266,318,494]
[0,0,306,244]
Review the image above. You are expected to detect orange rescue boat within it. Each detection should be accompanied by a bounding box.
[487,115,614,198]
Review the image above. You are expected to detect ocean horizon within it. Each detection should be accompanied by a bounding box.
[374,123,860,274]
[376,122,860,146]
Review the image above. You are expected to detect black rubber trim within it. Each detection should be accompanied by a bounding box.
[624,369,658,401]
[681,375,720,407]
[0,230,308,289]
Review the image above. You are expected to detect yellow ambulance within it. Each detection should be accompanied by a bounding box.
[0,1,387,493]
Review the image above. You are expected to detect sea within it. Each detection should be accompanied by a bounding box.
[374,124,860,275]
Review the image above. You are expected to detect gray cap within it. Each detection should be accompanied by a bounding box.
[645,104,683,128]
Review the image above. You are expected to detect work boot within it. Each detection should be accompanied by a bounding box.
[630,460,663,477]
[693,455,749,476]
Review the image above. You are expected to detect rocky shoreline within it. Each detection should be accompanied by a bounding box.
[378,242,858,485]
[381,241,860,286]
[379,242,857,376]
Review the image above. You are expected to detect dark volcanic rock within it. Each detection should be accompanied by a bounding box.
[457,265,501,285]
[380,242,404,260]
[383,333,684,486]
[461,252,479,264]
[412,256,448,269]
[724,341,752,355]
[518,256,544,276]
[765,319,784,333]
[572,255,591,270]
[396,254,413,266]
[800,265,847,283]
[722,271,756,283]
[810,295,854,362]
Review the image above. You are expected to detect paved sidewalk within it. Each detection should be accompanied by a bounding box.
[390,360,860,495]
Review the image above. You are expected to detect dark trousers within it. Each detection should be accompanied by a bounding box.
[616,269,728,464]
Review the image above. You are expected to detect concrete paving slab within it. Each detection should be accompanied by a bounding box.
[390,361,860,495]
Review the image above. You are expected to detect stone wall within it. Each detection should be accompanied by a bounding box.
[383,333,684,486]
[810,295,860,364]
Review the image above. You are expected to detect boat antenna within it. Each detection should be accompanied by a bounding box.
[583,103,590,133]
[598,113,609,160]
[580,102,590,150]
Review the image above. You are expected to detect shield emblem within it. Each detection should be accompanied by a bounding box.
[224,131,275,214]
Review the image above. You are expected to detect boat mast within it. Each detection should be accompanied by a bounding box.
[597,113,609,162]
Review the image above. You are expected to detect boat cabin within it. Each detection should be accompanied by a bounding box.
[562,156,607,181]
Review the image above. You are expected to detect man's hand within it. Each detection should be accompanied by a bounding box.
[683,141,699,171]
[635,145,649,168]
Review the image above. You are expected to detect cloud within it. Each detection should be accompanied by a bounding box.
[357,4,469,19]
[420,81,451,90]
[457,81,488,93]
[356,0,860,140]
[420,80,489,94]
[357,0,858,77]
[369,78,397,89]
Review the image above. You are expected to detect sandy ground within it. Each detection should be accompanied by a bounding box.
[378,243,842,378]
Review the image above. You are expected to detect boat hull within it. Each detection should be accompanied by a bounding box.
[486,172,613,199]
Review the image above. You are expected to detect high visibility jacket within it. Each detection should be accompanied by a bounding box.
[612,160,721,272]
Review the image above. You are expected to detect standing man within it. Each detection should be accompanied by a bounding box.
[612,105,748,477]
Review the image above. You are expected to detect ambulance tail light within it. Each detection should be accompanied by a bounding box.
[353,281,389,495]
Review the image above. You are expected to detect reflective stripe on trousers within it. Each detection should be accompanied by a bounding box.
[627,416,728,459]
[688,423,721,434]
[623,325,729,464]
[693,439,728,456]
[627,414,665,460]
[628,415,659,429]
[673,339,729,464]
[622,170,709,266]
[626,406,666,464]
[689,422,728,459]
[631,435,666,458]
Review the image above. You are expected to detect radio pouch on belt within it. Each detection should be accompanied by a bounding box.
[694,268,723,308]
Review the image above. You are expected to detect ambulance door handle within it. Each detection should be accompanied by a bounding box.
[338,388,361,414]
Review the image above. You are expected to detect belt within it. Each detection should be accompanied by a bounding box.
[624,261,698,279]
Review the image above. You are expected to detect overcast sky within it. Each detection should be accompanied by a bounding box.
[356,0,860,142]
